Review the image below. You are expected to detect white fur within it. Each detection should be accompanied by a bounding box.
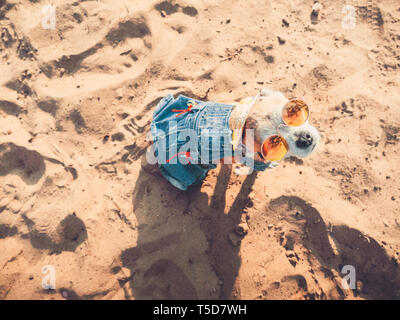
[248,89,321,159]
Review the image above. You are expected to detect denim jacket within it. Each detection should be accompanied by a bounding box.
[150,94,271,190]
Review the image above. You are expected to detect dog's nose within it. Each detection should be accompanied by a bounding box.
[296,133,313,149]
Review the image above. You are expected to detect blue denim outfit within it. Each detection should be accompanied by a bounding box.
[150,94,271,190]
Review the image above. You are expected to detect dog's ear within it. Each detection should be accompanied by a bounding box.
[260,88,286,100]
[261,88,274,96]
[258,91,288,112]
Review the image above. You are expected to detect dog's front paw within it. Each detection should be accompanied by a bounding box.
[267,161,280,169]
[233,163,254,176]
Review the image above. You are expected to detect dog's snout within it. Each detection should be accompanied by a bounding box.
[296,132,313,149]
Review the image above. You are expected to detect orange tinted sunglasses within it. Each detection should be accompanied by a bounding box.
[261,99,310,162]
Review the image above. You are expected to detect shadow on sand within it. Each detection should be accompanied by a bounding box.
[120,163,256,299]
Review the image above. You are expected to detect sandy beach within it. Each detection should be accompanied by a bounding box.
[0,0,400,299]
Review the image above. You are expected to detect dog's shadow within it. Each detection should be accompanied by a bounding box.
[120,163,256,299]
[118,160,400,300]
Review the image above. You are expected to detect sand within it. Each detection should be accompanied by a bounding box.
[0,0,400,300]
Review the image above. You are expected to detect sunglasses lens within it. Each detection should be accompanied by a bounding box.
[282,100,309,127]
[262,135,288,161]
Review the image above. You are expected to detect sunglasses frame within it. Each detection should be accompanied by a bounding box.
[260,98,310,161]
[260,134,289,161]
[281,98,310,127]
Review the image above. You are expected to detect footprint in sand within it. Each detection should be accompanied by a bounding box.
[154,1,198,18]
[0,143,45,184]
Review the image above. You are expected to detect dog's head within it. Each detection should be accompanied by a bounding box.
[249,90,321,159]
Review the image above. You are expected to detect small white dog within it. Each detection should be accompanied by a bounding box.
[243,89,321,160]
[144,88,321,187]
